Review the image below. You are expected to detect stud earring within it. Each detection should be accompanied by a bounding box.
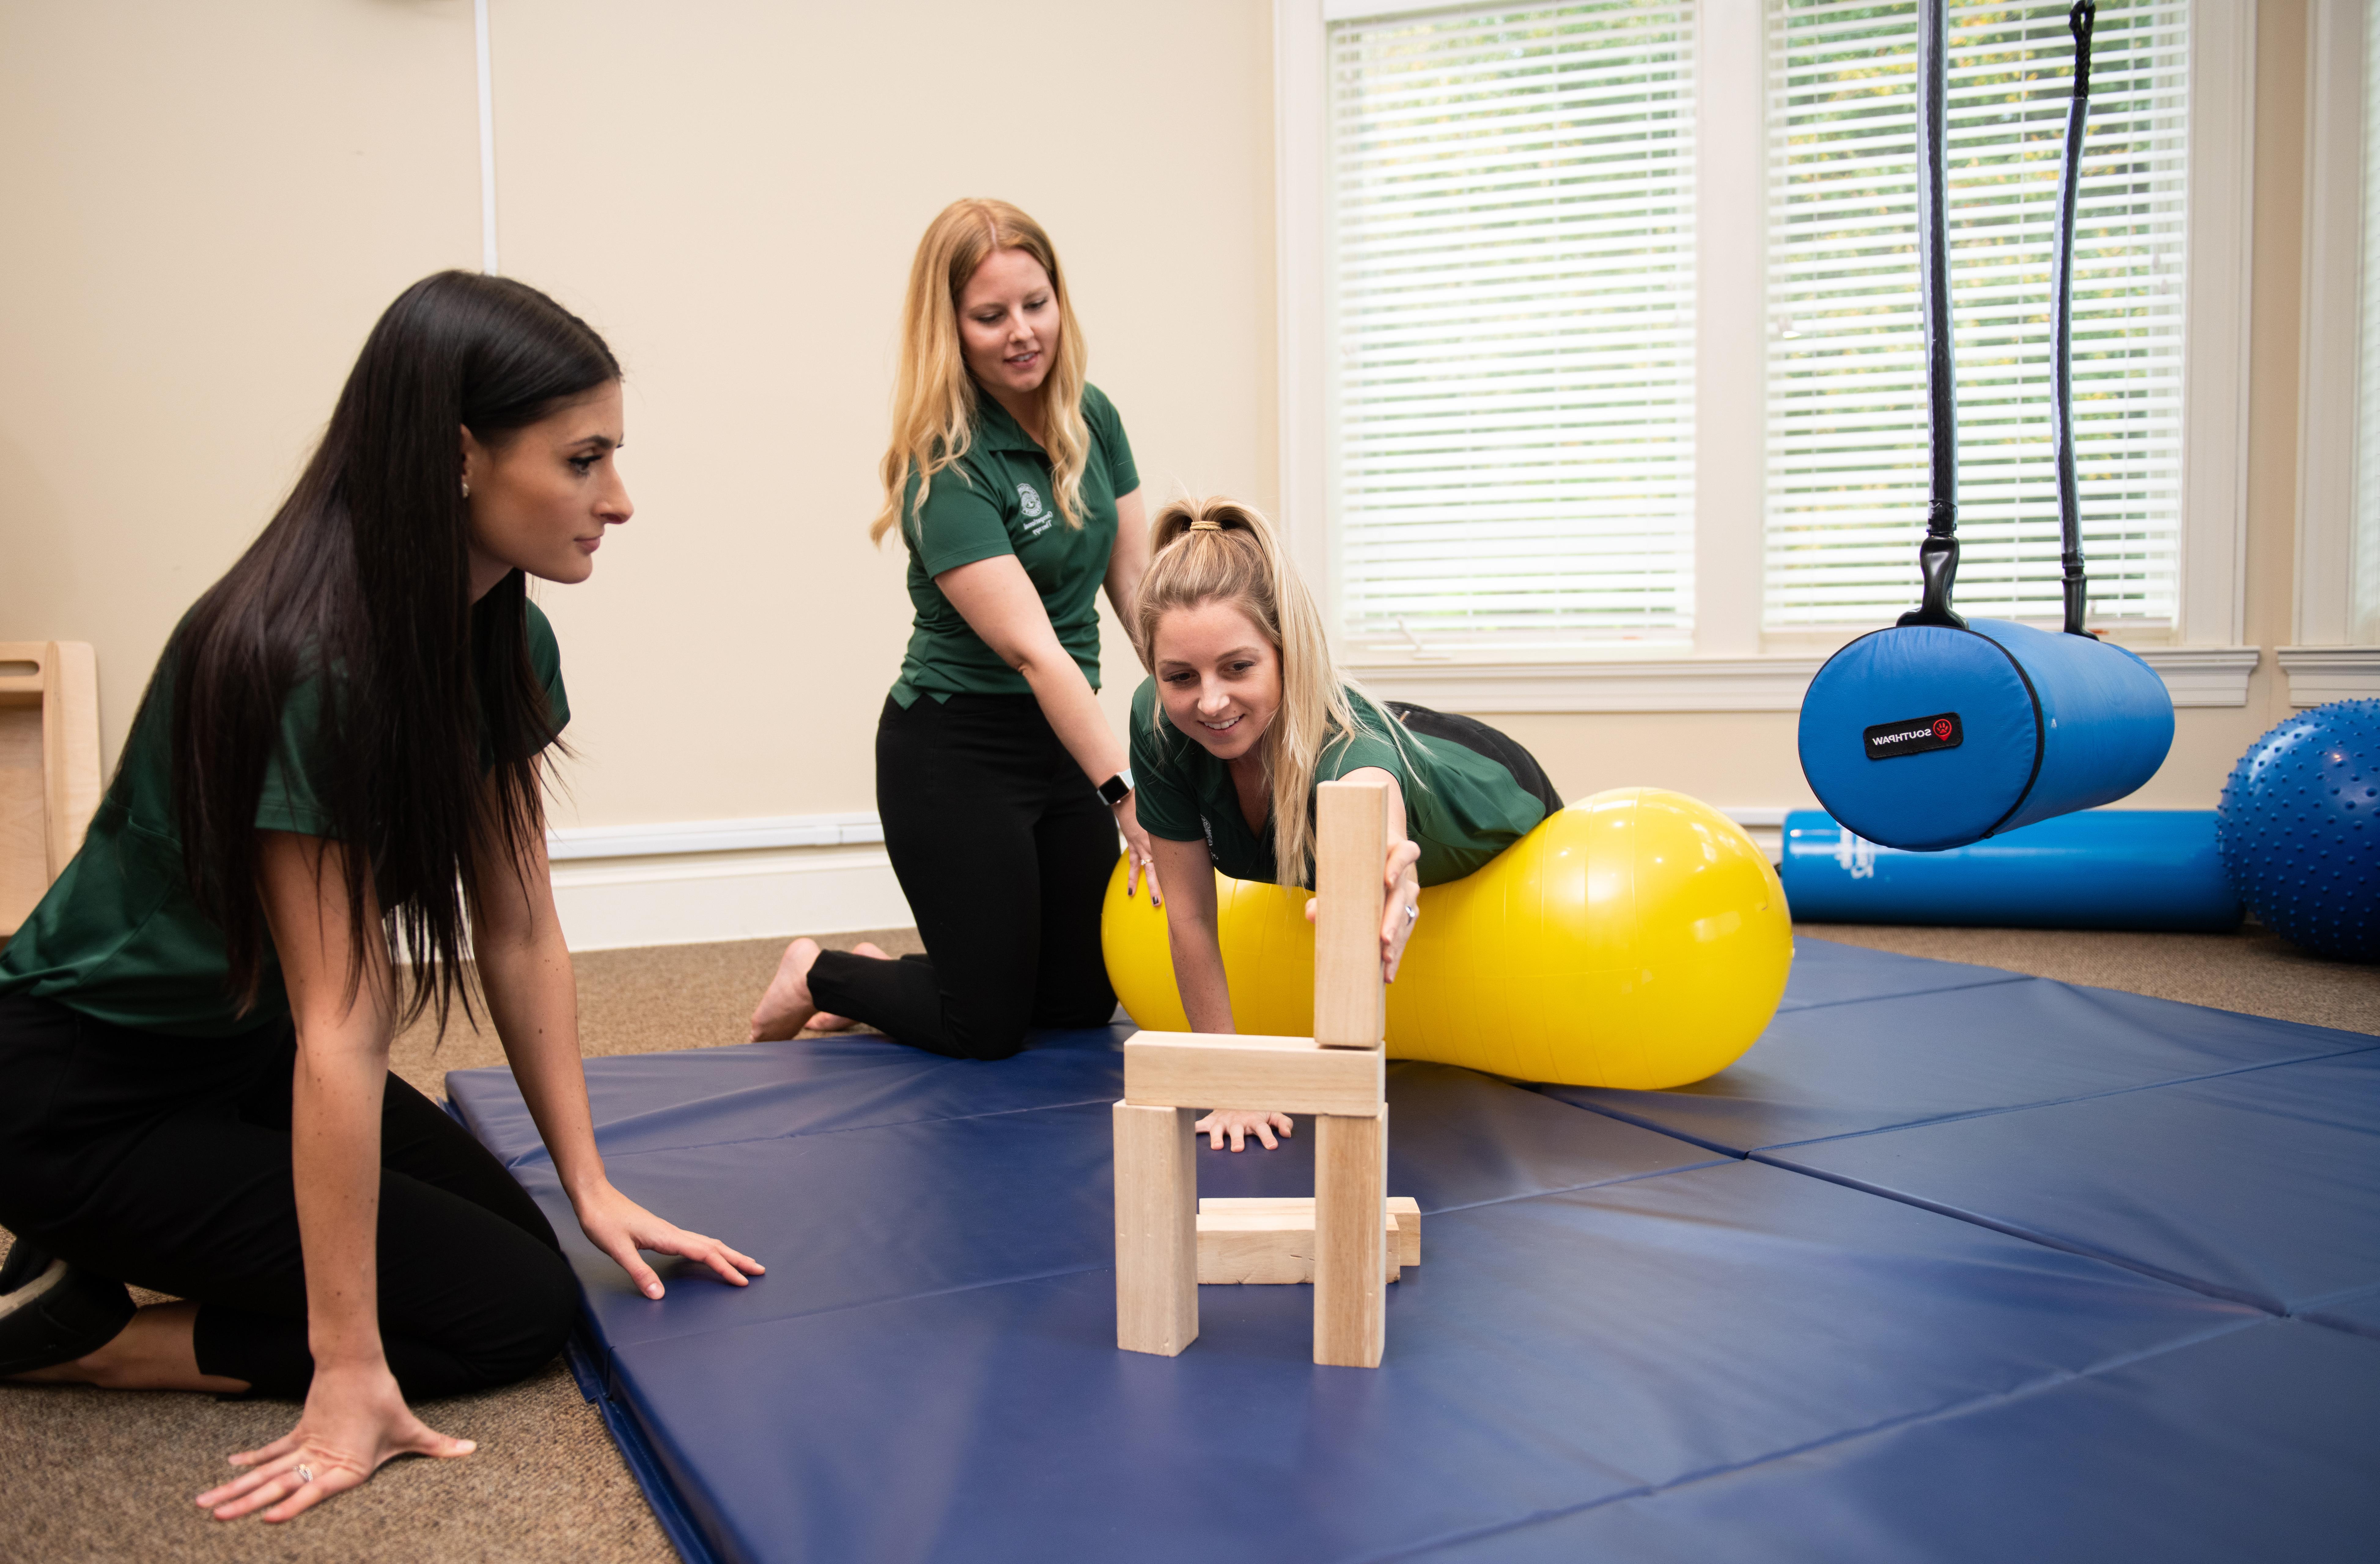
[461,480,471,499]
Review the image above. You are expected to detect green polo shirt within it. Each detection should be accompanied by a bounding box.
[890,384,1137,706]
[0,601,570,1038]
[1128,680,1549,887]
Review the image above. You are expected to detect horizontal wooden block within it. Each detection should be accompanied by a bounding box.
[1196,1202,1402,1285]
[1123,1031,1384,1116]
[1197,1196,1421,1270]
[1389,1196,1420,1268]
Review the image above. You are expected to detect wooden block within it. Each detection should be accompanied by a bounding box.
[1124,1030,1382,1116]
[1113,1100,1198,1356]
[1389,1196,1421,1268]
[1314,778,1388,1048]
[1313,1106,1387,1367]
[1196,1202,1403,1284]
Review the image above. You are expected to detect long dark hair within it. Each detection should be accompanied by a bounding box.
[151,270,620,1027]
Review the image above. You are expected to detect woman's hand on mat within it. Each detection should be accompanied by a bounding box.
[197,1359,472,1523]
[1194,1109,1295,1152]
[1116,793,1164,906]
[573,1180,764,1299]
[1302,838,1424,982]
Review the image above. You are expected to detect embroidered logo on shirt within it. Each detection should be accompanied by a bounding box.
[1016,483,1051,536]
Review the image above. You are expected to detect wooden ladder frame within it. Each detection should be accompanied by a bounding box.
[1,641,102,939]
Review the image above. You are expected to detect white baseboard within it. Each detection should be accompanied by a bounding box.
[548,844,912,952]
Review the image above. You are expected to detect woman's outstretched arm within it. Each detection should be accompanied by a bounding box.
[197,831,475,1524]
[466,797,762,1299]
[1101,487,1151,636]
[1154,834,1231,1032]
[937,553,1161,902]
[1151,834,1294,1152]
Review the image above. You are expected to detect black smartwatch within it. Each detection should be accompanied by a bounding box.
[1097,768,1135,806]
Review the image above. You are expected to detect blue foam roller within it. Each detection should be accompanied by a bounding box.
[1780,808,2241,931]
[1798,619,2174,852]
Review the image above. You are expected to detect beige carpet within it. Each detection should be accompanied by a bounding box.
[2,921,2370,1561]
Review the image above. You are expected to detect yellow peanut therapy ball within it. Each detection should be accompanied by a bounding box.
[1100,788,1793,1089]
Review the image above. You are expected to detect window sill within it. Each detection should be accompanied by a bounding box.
[1346,645,2262,713]
[2277,647,2380,706]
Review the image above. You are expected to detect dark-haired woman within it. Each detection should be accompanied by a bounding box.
[0,271,759,1523]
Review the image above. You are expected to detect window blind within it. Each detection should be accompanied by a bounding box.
[1765,0,2189,629]
[1328,0,1696,647]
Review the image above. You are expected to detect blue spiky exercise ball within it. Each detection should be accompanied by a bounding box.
[2215,700,2379,961]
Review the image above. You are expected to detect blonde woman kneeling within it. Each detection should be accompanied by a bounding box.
[1127,500,1565,1151]
[749,199,1159,1058]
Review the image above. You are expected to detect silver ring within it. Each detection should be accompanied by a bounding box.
[295,1464,314,1486]
[1404,901,1418,924]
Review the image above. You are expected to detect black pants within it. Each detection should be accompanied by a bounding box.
[808,693,1118,1061]
[1384,702,1566,818]
[0,993,576,1400]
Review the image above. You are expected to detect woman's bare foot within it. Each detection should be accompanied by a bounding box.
[805,942,890,1031]
[750,938,825,1041]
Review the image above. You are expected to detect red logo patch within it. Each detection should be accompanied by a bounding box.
[1933,719,1954,741]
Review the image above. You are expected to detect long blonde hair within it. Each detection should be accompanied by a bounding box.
[1133,497,1395,888]
[869,198,1092,545]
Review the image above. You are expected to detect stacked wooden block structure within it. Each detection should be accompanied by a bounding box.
[1114,777,1418,1369]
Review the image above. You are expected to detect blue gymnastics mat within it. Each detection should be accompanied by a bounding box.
[447,938,2380,1564]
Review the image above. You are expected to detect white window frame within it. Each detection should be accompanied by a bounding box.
[1277,0,2261,711]
[2285,0,2380,702]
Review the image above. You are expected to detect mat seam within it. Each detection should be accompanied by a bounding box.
[501,1092,1124,1171]
[1773,972,2034,1014]
[1754,1039,2380,1155]
[1365,1312,2273,1564]
[1744,1155,2292,1316]
[585,1259,1118,1359]
[1548,1035,2380,1163]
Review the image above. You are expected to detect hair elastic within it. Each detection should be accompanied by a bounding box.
[1188,518,1224,531]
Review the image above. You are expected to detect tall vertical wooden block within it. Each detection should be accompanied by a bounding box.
[1113,1100,1199,1356]
[1313,1105,1387,1368]
[1313,778,1388,1048]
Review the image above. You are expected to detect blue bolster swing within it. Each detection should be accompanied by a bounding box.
[1796,0,2173,854]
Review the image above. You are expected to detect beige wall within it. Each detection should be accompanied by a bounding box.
[0,0,1277,832]
[488,0,1278,827]
[0,0,483,771]
[0,0,2318,844]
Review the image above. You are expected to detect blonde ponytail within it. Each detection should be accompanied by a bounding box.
[1134,497,1396,887]
[870,198,1092,546]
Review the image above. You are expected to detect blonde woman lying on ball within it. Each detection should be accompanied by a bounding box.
[1127,499,1564,1150]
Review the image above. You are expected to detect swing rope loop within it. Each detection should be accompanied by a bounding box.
[1899,0,2098,635]
[2052,0,2098,637]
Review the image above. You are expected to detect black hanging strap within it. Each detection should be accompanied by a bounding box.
[2052,0,2098,636]
[1898,0,2098,634]
[1899,0,1964,629]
